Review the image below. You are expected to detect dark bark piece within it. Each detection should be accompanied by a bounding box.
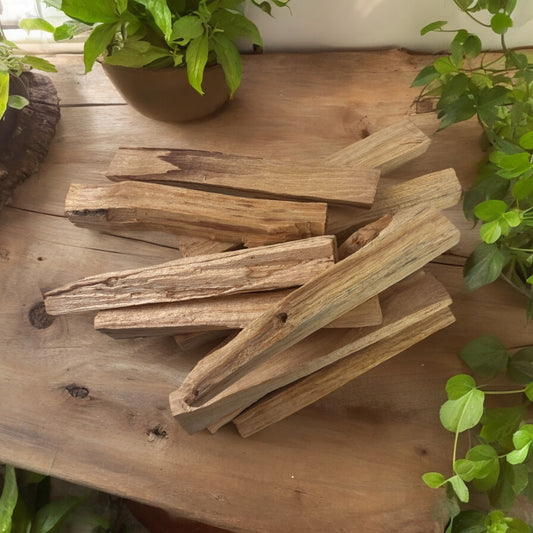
[0,72,60,210]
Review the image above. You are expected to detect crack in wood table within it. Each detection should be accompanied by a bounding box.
[1,50,532,533]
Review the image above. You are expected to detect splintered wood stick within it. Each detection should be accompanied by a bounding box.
[106,148,380,208]
[170,271,452,434]
[64,181,327,248]
[149,118,429,257]
[95,218,387,338]
[326,168,462,234]
[169,205,460,414]
[94,291,383,338]
[325,118,431,172]
[43,235,337,316]
[332,168,461,234]
[233,308,455,438]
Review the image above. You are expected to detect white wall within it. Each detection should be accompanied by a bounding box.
[246,0,533,52]
[3,0,533,52]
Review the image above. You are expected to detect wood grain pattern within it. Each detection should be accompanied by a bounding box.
[1,50,513,533]
[170,205,460,411]
[106,147,380,208]
[327,168,462,234]
[170,271,452,434]
[234,307,455,437]
[64,181,328,247]
[94,292,382,338]
[44,235,337,315]
[325,118,430,172]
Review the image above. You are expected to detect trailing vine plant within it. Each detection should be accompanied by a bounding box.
[412,0,533,318]
[423,336,533,532]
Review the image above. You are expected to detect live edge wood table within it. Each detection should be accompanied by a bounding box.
[1,50,532,533]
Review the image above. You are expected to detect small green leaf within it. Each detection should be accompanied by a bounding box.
[454,459,477,481]
[448,475,470,503]
[507,445,530,465]
[22,56,57,73]
[411,65,440,87]
[434,56,457,75]
[512,424,533,449]
[185,32,209,95]
[53,20,91,42]
[519,131,533,150]
[171,15,204,45]
[0,71,9,119]
[134,0,173,42]
[440,379,484,433]
[508,347,533,383]
[481,406,527,446]
[212,32,241,97]
[480,220,502,244]
[0,465,18,533]
[422,471,446,488]
[491,13,513,35]
[448,510,486,533]
[60,0,120,24]
[467,445,500,491]
[30,496,80,533]
[420,20,448,35]
[7,95,29,110]
[83,21,121,73]
[19,18,55,34]
[445,374,478,400]
[464,243,509,291]
[463,34,482,58]
[459,336,509,378]
[104,41,170,68]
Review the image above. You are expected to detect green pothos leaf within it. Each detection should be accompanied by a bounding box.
[0,71,10,119]
[212,32,241,97]
[0,465,18,533]
[185,32,209,95]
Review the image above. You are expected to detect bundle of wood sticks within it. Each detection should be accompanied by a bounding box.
[43,118,462,437]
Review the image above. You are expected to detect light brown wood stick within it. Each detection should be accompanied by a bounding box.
[106,147,380,208]
[233,308,455,438]
[160,118,430,257]
[337,214,392,260]
[170,205,460,412]
[325,118,430,172]
[95,217,385,337]
[326,168,462,234]
[64,181,327,248]
[94,291,383,338]
[43,235,337,315]
[170,271,452,433]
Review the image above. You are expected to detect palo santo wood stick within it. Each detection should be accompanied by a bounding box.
[325,118,430,173]
[43,235,337,316]
[170,271,452,434]
[65,181,327,248]
[233,307,455,438]
[170,205,460,413]
[94,292,383,338]
[106,148,380,208]
[326,168,462,235]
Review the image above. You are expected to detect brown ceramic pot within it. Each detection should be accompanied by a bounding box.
[101,62,230,122]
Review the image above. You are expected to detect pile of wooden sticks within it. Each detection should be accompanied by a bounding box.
[43,118,462,437]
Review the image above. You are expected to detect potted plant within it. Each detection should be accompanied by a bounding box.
[412,0,533,319]
[28,0,290,122]
[0,15,56,144]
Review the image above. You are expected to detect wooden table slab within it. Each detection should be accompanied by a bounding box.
[1,50,532,533]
